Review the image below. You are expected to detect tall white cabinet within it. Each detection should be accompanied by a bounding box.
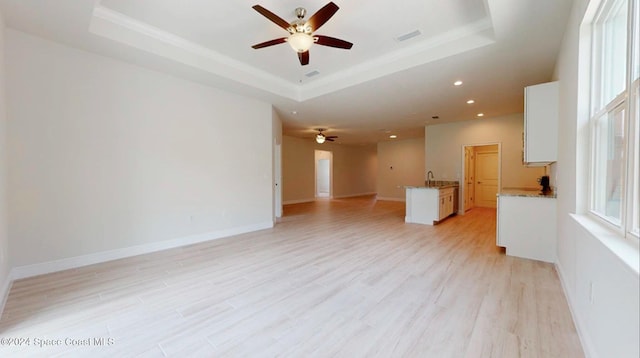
[524,81,559,166]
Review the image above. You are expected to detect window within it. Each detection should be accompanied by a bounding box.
[589,0,639,239]
[592,104,626,224]
[631,81,639,236]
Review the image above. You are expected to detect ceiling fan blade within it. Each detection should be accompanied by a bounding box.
[298,50,309,66]
[252,5,291,31]
[252,37,287,49]
[326,138,335,141]
[325,136,338,139]
[307,2,339,32]
[315,35,353,49]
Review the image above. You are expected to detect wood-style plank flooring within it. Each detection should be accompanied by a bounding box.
[0,196,584,357]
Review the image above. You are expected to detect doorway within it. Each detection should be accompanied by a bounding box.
[315,150,332,198]
[461,143,500,212]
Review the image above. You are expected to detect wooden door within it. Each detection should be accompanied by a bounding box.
[464,147,475,211]
[475,152,498,208]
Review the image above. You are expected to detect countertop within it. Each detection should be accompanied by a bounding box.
[406,181,460,190]
[498,188,557,198]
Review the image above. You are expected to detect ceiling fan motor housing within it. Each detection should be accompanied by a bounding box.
[290,21,311,34]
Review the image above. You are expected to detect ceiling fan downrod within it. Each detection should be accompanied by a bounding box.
[295,7,306,19]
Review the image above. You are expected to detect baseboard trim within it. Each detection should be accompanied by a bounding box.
[555,262,596,358]
[333,192,377,199]
[284,193,380,204]
[9,221,274,281]
[0,274,12,320]
[376,196,406,202]
[283,199,315,205]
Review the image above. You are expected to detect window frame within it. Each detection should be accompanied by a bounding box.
[627,78,639,238]
[587,0,639,240]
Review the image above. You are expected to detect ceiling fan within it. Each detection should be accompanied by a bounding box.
[251,2,353,66]
[315,128,337,144]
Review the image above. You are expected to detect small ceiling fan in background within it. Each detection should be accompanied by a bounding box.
[315,128,337,144]
[251,2,353,65]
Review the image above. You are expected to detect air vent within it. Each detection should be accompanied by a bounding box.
[396,29,422,42]
[305,70,320,78]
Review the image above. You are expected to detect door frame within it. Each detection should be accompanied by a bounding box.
[464,146,476,212]
[460,142,502,214]
[274,142,282,219]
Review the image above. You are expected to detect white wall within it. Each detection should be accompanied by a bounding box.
[0,10,10,302]
[282,136,314,203]
[377,138,425,201]
[332,144,377,199]
[554,0,639,357]
[6,30,274,270]
[425,114,544,188]
[282,136,377,203]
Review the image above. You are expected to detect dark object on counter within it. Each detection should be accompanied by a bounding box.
[537,175,551,194]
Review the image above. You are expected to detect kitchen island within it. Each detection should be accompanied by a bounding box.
[405,182,459,225]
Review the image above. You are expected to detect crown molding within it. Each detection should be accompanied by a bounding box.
[299,18,495,101]
[90,6,495,103]
[90,6,301,100]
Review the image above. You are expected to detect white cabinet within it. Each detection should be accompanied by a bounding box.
[497,195,557,263]
[524,81,559,165]
[438,187,455,220]
[438,194,448,221]
[405,186,457,225]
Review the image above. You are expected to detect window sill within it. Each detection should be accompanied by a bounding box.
[571,213,640,276]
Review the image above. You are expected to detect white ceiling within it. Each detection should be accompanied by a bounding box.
[0,0,573,144]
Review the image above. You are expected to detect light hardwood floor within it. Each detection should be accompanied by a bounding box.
[0,196,584,357]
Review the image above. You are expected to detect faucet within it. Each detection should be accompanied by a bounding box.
[427,171,434,186]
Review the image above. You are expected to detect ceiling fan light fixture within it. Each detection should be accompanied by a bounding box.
[251,3,351,65]
[288,32,314,53]
[316,133,326,144]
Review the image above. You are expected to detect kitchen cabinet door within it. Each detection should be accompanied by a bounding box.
[497,195,557,262]
[439,195,448,220]
[524,81,558,165]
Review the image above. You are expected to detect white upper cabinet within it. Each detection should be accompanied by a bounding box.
[524,81,559,165]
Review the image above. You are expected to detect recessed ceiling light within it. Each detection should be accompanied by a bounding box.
[291,110,297,115]
[477,113,484,117]
[454,80,463,86]
[390,135,397,139]
[467,99,475,104]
